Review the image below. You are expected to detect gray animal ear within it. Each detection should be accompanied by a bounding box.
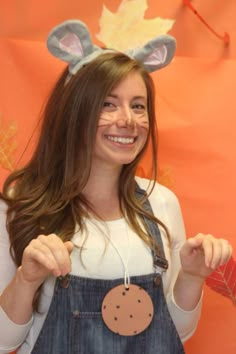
[47,20,100,73]
[47,20,176,76]
[126,35,176,72]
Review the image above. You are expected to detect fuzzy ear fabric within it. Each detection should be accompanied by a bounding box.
[47,20,105,74]
[126,36,176,72]
[47,19,176,75]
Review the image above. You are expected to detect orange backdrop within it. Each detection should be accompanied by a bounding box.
[0,1,236,353]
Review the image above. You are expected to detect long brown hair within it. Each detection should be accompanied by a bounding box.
[1,52,169,269]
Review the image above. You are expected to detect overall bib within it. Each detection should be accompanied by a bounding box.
[31,187,185,354]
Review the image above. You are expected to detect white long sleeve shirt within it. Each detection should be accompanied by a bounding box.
[0,177,202,353]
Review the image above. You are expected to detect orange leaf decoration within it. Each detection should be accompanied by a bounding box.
[0,117,17,172]
[205,257,236,306]
[136,165,174,189]
[157,167,175,189]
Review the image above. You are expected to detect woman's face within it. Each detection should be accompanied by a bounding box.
[93,71,149,170]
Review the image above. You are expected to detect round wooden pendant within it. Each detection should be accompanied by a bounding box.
[101,284,154,336]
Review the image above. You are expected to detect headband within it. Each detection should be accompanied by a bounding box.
[47,19,176,75]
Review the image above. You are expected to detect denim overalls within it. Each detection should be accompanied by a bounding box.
[31,186,185,354]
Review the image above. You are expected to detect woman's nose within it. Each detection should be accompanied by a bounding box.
[116,107,136,128]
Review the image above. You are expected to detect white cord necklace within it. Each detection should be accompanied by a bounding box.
[101,220,154,336]
[103,221,131,289]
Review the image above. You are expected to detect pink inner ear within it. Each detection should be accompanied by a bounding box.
[144,46,167,66]
[59,33,84,57]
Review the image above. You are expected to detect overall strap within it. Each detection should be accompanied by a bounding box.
[135,182,169,272]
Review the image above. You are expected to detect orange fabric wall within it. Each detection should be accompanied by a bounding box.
[0,1,235,352]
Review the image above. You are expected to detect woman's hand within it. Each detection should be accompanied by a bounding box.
[0,234,73,325]
[19,234,74,287]
[179,234,233,280]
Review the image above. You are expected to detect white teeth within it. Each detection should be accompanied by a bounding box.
[107,136,134,144]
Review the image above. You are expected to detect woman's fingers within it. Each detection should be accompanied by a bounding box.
[180,233,233,280]
[180,236,204,259]
[218,239,233,265]
[64,241,74,254]
[198,234,215,268]
[37,234,72,276]
[22,234,74,280]
[186,234,232,269]
[200,235,232,269]
[24,240,61,277]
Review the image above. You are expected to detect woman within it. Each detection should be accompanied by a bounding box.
[0,20,232,353]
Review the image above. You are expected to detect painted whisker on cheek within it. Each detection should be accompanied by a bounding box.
[139,123,149,129]
[98,114,114,127]
[136,117,149,129]
[99,111,149,128]
[100,112,115,120]
[98,119,113,126]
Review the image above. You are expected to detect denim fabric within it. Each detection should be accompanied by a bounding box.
[31,186,185,354]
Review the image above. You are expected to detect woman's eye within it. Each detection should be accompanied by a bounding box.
[132,104,146,111]
[104,100,116,106]
[103,101,116,110]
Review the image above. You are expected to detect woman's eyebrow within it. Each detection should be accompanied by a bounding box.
[132,96,147,101]
[107,94,147,101]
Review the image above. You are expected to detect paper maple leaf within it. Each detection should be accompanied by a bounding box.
[136,165,151,179]
[205,257,236,306]
[158,167,175,188]
[136,165,174,188]
[96,0,175,51]
[0,118,17,171]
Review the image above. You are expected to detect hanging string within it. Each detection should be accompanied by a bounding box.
[183,0,230,45]
[103,222,131,289]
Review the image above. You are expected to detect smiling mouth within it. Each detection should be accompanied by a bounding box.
[106,135,136,144]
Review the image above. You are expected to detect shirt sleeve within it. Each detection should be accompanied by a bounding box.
[155,183,203,342]
[0,200,33,352]
[0,306,33,353]
[166,289,203,342]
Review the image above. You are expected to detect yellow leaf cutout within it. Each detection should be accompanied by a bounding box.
[0,117,17,171]
[96,0,175,51]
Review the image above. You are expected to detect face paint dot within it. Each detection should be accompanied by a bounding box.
[116,305,120,309]
[114,317,118,321]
